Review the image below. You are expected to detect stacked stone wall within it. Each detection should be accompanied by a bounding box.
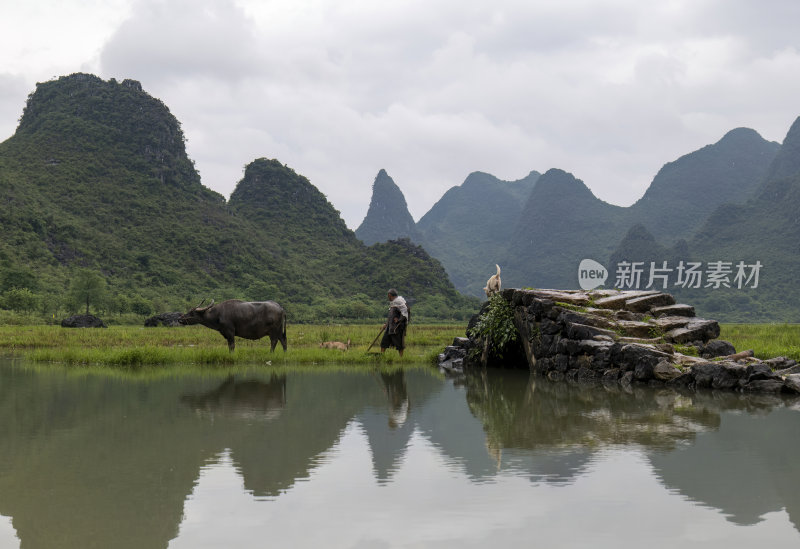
[439,288,800,395]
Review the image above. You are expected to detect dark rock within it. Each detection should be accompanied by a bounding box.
[540,318,562,335]
[528,298,555,319]
[784,374,800,394]
[745,363,782,382]
[557,310,616,330]
[634,361,655,381]
[690,362,720,388]
[557,338,581,356]
[534,357,554,375]
[688,361,747,390]
[567,322,618,340]
[714,363,748,389]
[144,312,183,327]
[602,368,621,382]
[594,291,659,310]
[529,289,588,305]
[776,364,800,376]
[612,343,671,373]
[440,357,464,373]
[624,293,676,313]
[650,304,695,318]
[741,379,785,393]
[653,343,675,354]
[61,314,107,328]
[589,351,612,372]
[437,338,472,372]
[542,335,560,356]
[547,371,565,382]
[519,291,538,307]
[665,319,720,344]
[765,356,798,372]
[555,354,570,372]
[666,372,694,387]
[653,359,683,381]
[653,316,692,331]
[620,370,634,387]
[576,367,601,383]
[614,310,640,321]
[617,320,655,338]
[565,369,579,382]
[699,339,737,359]
[577,339,614,354]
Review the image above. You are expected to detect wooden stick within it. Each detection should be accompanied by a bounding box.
[366,327,385,352]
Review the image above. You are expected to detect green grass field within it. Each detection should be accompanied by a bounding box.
[0,322,796,368]
[0,323,467,367]
[719,323,800,361]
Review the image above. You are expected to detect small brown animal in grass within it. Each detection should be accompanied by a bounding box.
[319,339,351,351]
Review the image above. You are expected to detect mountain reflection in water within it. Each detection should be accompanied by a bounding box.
[0,360,798,548]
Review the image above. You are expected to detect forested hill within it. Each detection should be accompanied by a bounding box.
[628,127,779,241]
[415,170,540,295]
[684,116,800,321]
[0,73,476,321]
[605,118,800,321]
[352,125,779,315]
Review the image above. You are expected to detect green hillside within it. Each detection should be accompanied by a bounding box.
[498,129,778,298]
[604,118,800,321]
[684,117,800,321]
[629,128,779,241]
[502,168,629,289]
[415,170,539,295]
[0,74,476,322]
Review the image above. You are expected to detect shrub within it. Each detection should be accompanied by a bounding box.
[468,293,518,358]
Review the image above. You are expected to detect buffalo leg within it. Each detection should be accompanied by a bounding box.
[269,335,287,352]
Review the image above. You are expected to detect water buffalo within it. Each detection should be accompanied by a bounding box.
[179,299,287,352]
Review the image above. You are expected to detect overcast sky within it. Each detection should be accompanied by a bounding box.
[2,0,800,228]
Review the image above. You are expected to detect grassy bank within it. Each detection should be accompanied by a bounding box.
[1,322,796,368]
[0,323,466,367]
[719,323,800,361]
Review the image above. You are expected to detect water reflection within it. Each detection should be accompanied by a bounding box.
[0,360,798,548]
[650,407,800,530]
[181,374,287,421]
[464,369,800,528]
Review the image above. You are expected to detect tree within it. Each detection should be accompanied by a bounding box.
[69,269,107,315]
[1,287,40,312]
[1,268,39,292]
[130,295,154,316]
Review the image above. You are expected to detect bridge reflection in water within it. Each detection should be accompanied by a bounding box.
[0,361,798,548]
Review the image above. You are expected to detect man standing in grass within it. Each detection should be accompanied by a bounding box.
[380,289,408,357]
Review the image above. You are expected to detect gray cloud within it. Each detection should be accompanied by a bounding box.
[0,75,29,131]
[100,0,263,81]
[3,0,800,228]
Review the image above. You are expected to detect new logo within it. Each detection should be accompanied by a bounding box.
[578,259,608,290]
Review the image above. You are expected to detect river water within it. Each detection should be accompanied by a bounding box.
[0,359,799,549]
